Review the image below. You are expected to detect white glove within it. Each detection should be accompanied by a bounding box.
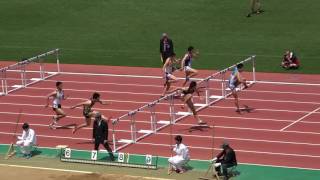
[211,157,217,163]
[214,162,221,168]
[112,119,118,125]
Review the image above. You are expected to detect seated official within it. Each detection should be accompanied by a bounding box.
[281,50,300,69]
[212,142,237,180]
[168,135,190,174]
[16,123,37,158]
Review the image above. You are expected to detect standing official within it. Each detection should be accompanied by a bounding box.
[92,112,115,161]
[160,33,174,65]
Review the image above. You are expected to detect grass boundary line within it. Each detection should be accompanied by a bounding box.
[1,144,320,171]
[0,163,174,180]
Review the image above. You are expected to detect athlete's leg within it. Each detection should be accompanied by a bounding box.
[186,98,204,124]
[55,108,66,121]
[162,82,171,96]
[232,90,240,112]
[183,71,191,86]
[162,75,177,96]
[186,68,198,79]
[73,113,93,134]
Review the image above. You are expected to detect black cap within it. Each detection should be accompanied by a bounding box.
[220,141,229,149]
[175,135,182,143]
[22,123,29,130]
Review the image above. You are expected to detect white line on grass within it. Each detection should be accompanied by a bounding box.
[0,164,173,180]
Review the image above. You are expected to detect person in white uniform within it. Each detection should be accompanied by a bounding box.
[168,135,190,174]
[16,123,37,158]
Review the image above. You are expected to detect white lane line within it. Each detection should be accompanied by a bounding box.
[238,162,320,172]
[26,86,161,96]
[4,94,320,116]
[237,97,320,105]
[30,78,320,96]
[4,94,320,114]
[257,80,320,86]
[33,70,320,87]
[59,71,205,81]
[0,106,304,125]
[15,86,320,105]
[2,113,320,136]
[0,164,92,174]
[280,107,320,131]
[136,142,320,158]
[1,127,320,147]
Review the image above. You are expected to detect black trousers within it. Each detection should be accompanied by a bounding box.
[215,159,236,177]
[94,139,114,160]
[161,53,170,65]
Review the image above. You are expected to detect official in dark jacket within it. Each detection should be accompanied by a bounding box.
[92,112,114,161]
[160,33,174,65]
[212,142,237,179]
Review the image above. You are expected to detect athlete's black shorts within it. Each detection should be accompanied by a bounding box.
[52,104,62,111]
[83,110,92,119]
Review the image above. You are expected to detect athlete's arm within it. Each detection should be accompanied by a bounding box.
[236,72,243,83]
[70,100,90,109]
[193,50,200,58]
[162,58,169,72]
[180,54,188,70]
[45,91,56,107]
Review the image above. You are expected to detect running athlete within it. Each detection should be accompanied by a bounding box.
[180,46,199,86]
[170,81,206,125]
[162,53,179,97]
[70,92,111,134]
[228,63,249,113]
[45,81,69,129]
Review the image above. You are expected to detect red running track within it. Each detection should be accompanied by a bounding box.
[1,62,320,170]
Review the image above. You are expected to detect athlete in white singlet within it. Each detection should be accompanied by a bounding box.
[45,81,68,129]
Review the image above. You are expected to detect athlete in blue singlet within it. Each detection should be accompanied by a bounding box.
[181,46,199,86]
[228,63,248,113]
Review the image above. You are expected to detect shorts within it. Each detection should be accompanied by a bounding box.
[52,104,62,111]
[184,66,192,72]
[164,72,174,81]
[83,110,92,119]
[228,80,239,91]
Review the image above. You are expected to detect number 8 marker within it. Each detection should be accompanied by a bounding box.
[118,152,124,162]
